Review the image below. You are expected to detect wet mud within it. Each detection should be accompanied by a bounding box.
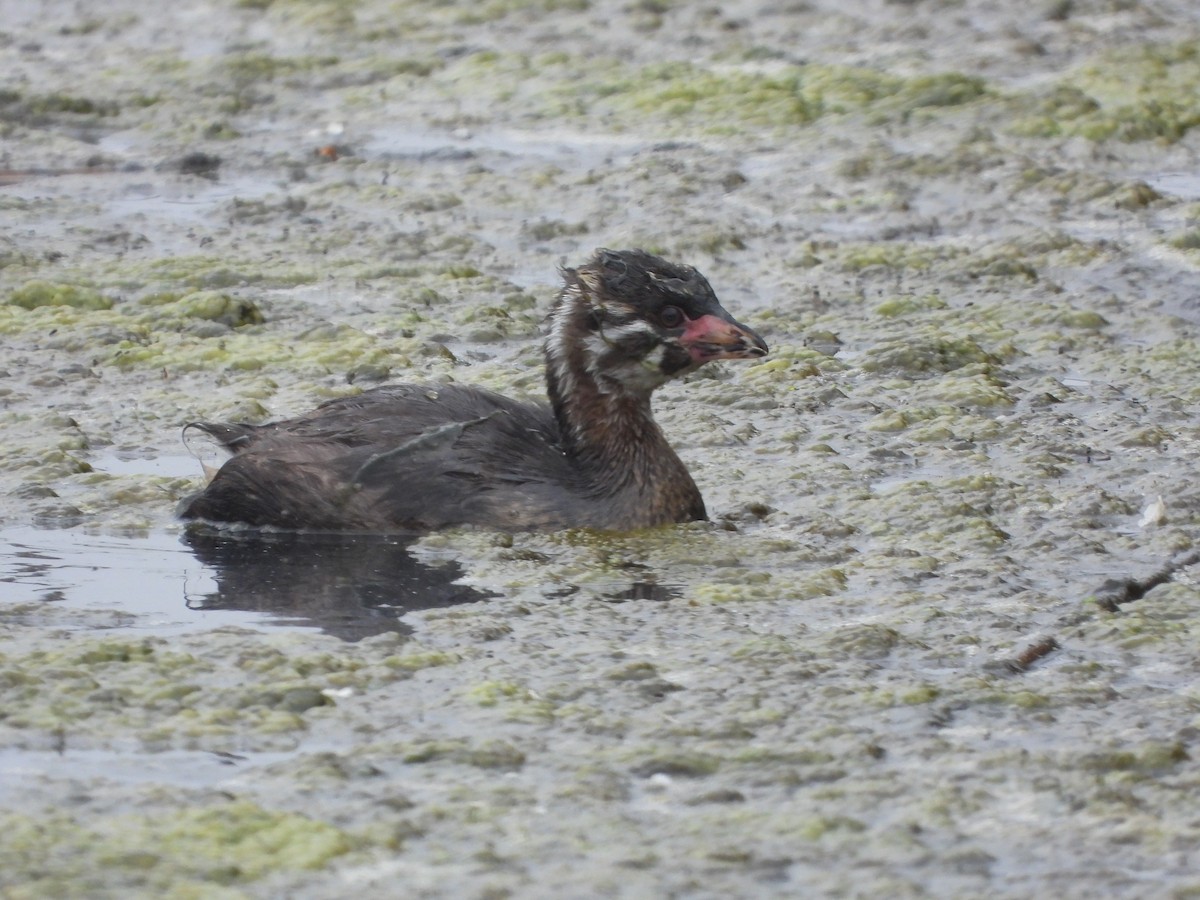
[2,0,1200,896]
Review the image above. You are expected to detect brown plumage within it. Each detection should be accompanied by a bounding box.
[179,249,768,532]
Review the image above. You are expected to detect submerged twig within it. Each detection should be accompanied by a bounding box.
[1006,637,1060,673]
[1089,547,1200,612]
[983,636,1060,677]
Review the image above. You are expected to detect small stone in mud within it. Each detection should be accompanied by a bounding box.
[685,788,745,805]
[253,686,332,713]
[804,330,843,356]
[452,740,526,770]
[11,483,59,499]
[346,363,392,384]
[175,152,221,178]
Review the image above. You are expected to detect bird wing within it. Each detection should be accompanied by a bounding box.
[182,384,580,530]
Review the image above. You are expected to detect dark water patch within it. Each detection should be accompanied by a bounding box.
[182,528,493,641]
[0,526,491,640]
[0,527,243,633]
[603,581,681,603]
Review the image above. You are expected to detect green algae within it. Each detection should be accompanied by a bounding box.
[447,52,988,135]
[466,678,530,706]
[1169,229,1200,251]
[464,679,557,721]
[728,746,838,768]
[223,52,342,85]
[7,280,112,311]
[110,255,320,292]
[844,473,1025,554]
[381,648,459,673]
[1012,167,1167,214]
[613,62,828,128]
[74,639,159,665]
[250,686,333,714]
[3,1,1200,895]
[1039,308,1108,331]
[0,800,353,895]
[399,737,527,769]
[0,291,430,385]
[477,0,591,18]
[691,567,847,604]
[0,634,430,750]
[1078,742,1189,774]
[836,242,961,273]
[859,335,1001,375]
[823,624,904,660]
[1010,40,1200,143]
[604,660,661,682]
[875,294,948,318]
[922,369,1015,409]
[628,750,721,778]
[139,291,265,328]
[730,634,816,663]
[3,90,121,118]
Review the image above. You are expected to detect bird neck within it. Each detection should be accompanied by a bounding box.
[543,288,693,487]
[555,377,665,470]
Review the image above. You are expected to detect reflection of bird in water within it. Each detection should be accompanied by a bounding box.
[180,249,768,532]
[182,528,491,642]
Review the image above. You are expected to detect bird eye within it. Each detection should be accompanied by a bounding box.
[659,305,684,328]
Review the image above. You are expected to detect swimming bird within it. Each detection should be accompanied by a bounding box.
[180,249,768,531]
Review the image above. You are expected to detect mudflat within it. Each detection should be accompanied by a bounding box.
[1,1,1199,896]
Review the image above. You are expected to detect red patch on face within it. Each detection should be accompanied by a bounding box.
[679,314,769,362]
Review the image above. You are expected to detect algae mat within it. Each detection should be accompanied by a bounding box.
[2,0,1200,896]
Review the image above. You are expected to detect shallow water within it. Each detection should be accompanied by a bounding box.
[0,747,299,795]
[3,447,492,638]
[3,0,1200,895]
[0,525,490,640]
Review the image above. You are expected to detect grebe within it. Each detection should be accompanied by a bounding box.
[180,249,768,531]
